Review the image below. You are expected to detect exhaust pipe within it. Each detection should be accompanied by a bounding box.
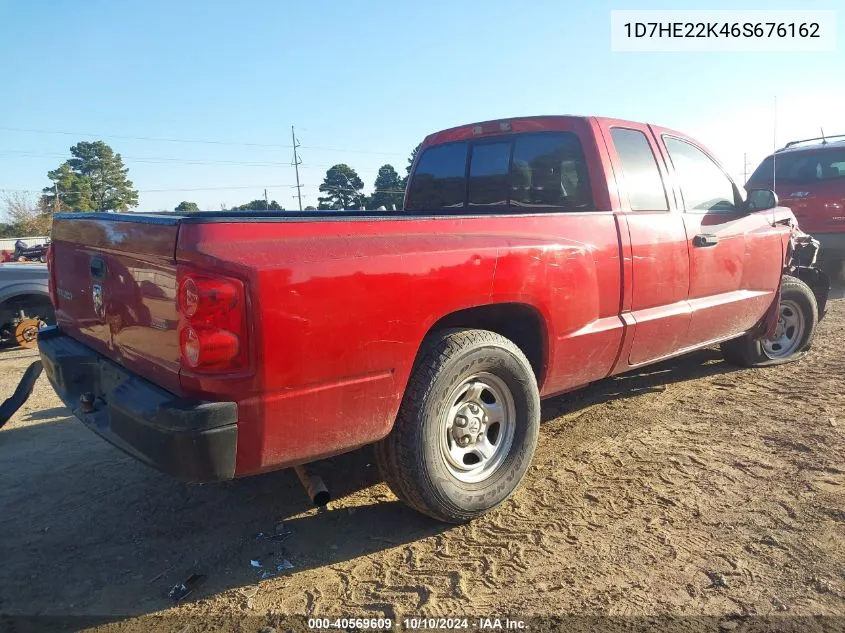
[294,464,330,507]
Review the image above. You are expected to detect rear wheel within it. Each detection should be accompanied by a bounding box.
[721,275,818,367]
[376,329,540,523]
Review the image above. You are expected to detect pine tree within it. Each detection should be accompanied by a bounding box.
[42,141,138,212]
[318,164,365,209]
[368,164,403,210]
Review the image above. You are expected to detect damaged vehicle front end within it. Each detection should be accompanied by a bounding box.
[761,224,831,343]
[785,229,830,319]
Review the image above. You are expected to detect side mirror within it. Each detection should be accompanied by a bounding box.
[745,189,778,212]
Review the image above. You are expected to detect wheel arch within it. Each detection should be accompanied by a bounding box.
[0,282,50,304]
[0,289,55,325]
[414,302,549,390]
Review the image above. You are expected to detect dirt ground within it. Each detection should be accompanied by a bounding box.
[0,296,843,632]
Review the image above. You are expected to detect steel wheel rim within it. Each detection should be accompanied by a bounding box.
[439,372,516,484]
[762,299,805,359]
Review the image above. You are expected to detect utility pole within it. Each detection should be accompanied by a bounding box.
[54,183,59,213]
[291,126,303,211]
[264,188,269,211]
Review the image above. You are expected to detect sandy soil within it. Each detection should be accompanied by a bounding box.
[0,299,843,632]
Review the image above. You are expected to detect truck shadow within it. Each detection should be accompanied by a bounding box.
[0,348,741,624]
[540,347,732,422]
[829,277,845,301]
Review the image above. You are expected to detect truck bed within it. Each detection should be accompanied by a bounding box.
[49,209,625,475]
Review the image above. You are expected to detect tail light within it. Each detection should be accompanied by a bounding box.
[177,267,250,373]
[46,244,57,306]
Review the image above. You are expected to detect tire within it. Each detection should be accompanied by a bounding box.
[720,275,818,367]
[376,329,540,523]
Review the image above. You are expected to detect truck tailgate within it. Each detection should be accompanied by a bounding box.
[51,215,182,394]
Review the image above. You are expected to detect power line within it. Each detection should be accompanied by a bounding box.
[304,185,406,193]
[1,183,304,194]
[0,149,369,170]
[0,126,406,156]
[291,126,303,211]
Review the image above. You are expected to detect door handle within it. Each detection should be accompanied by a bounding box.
[693,234,719,248]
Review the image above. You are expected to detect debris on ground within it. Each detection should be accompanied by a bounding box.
[257,522,294,542]
[0,361,43,429]
[167,573,207,602]
[706,571,729,589]
[276,559,294,571]
[250,559,262,568]
[272,521,293,541]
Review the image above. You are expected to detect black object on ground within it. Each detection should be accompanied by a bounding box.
[167,573,207,602]
[0,360,43,428]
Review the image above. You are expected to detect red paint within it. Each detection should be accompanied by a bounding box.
[51,218,182,394]
[50,116,796,478]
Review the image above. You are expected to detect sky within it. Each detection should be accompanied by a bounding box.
[1,0,843,213]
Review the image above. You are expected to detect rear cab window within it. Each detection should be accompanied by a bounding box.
[469,142,511,206]
[406,143,468,209]
[406,132,594,212]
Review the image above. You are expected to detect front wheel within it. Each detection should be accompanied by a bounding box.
[721,275,818,367]
[376,329,540,523]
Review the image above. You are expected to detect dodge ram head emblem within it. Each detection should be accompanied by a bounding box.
[92,283,105,319]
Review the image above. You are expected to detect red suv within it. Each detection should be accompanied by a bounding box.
[747,136,845,277]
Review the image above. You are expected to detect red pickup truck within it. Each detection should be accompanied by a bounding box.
[39,116,829,523]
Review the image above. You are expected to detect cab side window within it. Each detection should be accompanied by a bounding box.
[610,128,669,211]
[664,137,738,213]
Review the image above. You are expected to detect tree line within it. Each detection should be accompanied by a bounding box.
[2,140,422,236]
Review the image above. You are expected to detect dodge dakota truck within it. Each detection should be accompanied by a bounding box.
[39,115,829,523]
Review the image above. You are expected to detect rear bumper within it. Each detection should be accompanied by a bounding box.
[38,327,238,482]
